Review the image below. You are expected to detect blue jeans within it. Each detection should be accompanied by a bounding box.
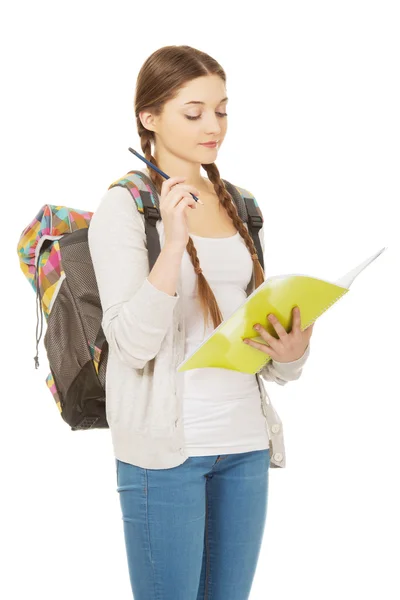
[116,448,270,599]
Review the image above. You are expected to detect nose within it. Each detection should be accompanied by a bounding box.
[203,112,224,135]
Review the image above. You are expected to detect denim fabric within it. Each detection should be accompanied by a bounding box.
[116,448,270,599]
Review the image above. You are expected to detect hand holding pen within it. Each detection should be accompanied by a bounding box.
[128,147,204,251]
[128,147,202,203]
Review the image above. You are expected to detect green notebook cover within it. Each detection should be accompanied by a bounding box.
[176,247,387,374]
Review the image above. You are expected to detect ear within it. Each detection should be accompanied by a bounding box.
[139,110,157,132]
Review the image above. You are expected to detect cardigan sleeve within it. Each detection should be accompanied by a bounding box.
[88,185,179,370]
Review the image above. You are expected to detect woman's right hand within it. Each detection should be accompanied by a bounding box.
[159,176,201,250]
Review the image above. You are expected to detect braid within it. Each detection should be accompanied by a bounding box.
[137,120,264,331]
[201,162,265,317]
[138,121,164,192]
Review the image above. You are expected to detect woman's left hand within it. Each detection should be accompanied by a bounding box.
[243,307,314,363]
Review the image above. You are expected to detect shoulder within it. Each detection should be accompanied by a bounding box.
[90,185,136,223]
[88,183,144,246]
[99,182,133,204]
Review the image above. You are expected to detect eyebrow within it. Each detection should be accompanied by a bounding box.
[183,97,228,105]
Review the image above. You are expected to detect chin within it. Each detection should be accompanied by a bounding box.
[198,148,219,160]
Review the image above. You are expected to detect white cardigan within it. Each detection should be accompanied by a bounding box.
[88,177,311,469]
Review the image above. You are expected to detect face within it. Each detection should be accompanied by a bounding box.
[140,74,228,166]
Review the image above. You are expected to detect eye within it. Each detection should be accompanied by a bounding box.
[185,112,228,121]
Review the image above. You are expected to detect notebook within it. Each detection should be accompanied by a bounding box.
[176,246,387,374]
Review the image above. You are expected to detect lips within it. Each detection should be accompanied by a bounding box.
[200,142,218,147]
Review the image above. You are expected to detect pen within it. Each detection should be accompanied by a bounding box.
[128,147,200,203]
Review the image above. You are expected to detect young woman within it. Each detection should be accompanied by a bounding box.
[88,44,313,600]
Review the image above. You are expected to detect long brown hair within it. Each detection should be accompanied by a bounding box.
[134,45,265,330]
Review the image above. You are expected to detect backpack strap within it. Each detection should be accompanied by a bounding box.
[221,180,265,271]
[108,170,162,271]
[108,170,264,272]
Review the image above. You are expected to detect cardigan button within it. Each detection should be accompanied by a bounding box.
[273,452,283,462]
[271,424,280,434]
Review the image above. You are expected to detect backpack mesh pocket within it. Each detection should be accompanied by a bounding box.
[43,275,94,402]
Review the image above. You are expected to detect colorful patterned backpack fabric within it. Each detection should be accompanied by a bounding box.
[16,170,264,430]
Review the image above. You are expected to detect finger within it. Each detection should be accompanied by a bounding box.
[171,186,200,201]
[243,337,277,358]
[253,324,280,352]
[267,313,288,339]
[177,194,197,210]
[174,184,201,195]
[164,176,186,185]
[292,306,302,331]
[170,189,200,209]
[161,176,186,194]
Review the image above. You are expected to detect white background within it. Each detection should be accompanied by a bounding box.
[2,1,399,598]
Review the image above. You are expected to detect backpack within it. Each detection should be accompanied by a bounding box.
[16,169,265,431]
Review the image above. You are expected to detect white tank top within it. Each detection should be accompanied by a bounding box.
[176,231,270,456]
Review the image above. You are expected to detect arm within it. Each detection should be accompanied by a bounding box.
[88,185,182,370]
[256,222,311,385]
